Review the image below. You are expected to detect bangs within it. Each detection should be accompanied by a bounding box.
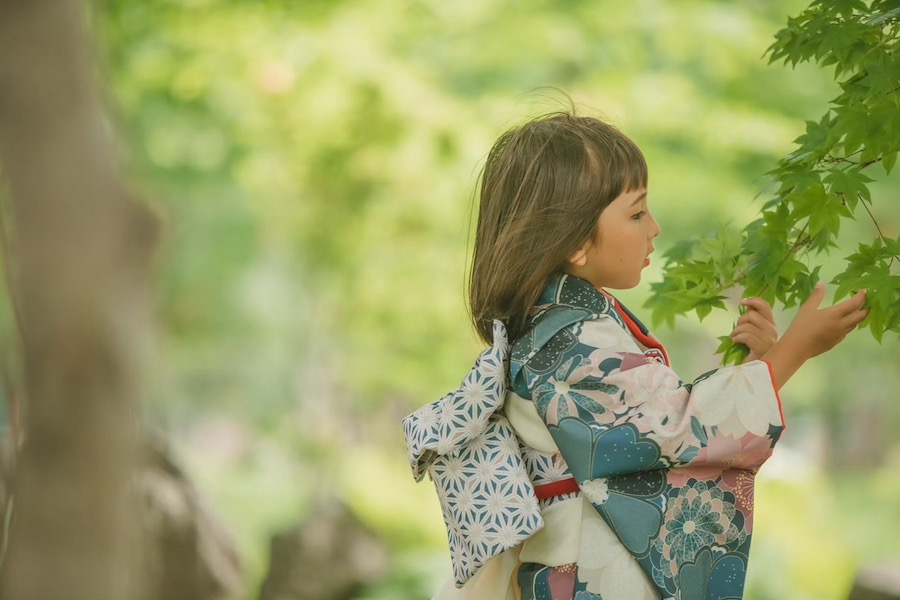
[582,125,648,203]
[614,136,649,193]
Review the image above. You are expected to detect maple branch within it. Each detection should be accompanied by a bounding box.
[858,193,896,266]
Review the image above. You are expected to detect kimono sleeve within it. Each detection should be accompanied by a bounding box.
[515,316,786,483]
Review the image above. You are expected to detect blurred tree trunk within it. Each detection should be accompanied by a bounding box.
[259,500,388,600]
[0,0,157,598]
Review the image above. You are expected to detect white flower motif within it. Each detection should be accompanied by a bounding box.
[580,320,626,351]
[452,484,474,514]
[440,454,465,481]
[506,463,531,488]
[493,519,522,549]
[483,486,507,521]
[462,417,486,442]
[415,404,439,430]
[580,478,610,505]
[460,376,487,406]
[463,515,488,547]
[498,432,521,455]
[692,364,781,437]
[471,456,495,486]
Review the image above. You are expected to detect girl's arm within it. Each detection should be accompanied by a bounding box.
[514,317,785,483]
[513,283,867,483]
[761,283,867,389]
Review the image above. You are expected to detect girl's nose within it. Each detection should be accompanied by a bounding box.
[649,213,661,238]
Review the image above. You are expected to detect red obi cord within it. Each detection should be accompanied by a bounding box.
[533,477,580,500]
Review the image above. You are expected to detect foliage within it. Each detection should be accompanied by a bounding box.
[647,0,900,359]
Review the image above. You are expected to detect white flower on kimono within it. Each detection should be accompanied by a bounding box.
[449,483,475,515]
[691,365,782,437]
[497,430,524,460]
[534,355,620,426]
[580,477,610,505]
[482,483,511,523]
[438,454,466,482]
[578,320,625,351]
[413,403,439,431]
[493,517,524,549]
[458,376,488,408]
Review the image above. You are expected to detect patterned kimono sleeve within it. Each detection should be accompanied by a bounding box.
[513,306,785,598]
[518,316,786,483]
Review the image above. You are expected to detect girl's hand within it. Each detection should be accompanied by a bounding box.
[731,297,778,363]
[760,283,868,389]
[782,283,868,359]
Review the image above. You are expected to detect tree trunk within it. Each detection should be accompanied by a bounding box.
[0,0,158,598]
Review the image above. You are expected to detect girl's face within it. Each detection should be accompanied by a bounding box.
[566,187,660,290]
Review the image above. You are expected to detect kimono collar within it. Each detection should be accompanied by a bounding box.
[535,271,615,314]
[511,273,667,382]
[510,273,618,382]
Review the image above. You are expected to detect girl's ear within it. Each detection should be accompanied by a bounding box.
[567,240,590,267]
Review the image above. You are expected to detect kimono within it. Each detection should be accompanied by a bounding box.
[403,272,786,600]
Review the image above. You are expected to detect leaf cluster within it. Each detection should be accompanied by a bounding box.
[648,0,900,364]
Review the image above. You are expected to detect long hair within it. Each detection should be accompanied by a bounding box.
[468,112,648,345]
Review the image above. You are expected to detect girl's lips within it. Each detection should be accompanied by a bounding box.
[643,257,650,267]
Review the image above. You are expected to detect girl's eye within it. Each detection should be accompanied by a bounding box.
[632,211,646,221]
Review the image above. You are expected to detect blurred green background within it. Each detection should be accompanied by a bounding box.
[71,0,900,598]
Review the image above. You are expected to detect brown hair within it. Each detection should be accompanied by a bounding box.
[468,111,648,345]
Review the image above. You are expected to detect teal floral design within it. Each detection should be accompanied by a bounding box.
[651,480,746,587]
[533,355,620,425]
[549,419,663,482]
[676,547,747,600]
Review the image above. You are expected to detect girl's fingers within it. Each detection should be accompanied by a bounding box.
[731,332,749,343]
[732,332,765,351]
[731,322,768,338]
[832,290,867,316]
[736,311,779,336]
[736,310,766,327]
[731,323,750,337]
[840,308,869,329]
[741,297,774,321]
[731,326,764,344]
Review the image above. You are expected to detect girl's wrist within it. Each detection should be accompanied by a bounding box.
[759,332,810,390]
[778,328,815,362]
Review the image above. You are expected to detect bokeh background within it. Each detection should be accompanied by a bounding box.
[17,0,897,598]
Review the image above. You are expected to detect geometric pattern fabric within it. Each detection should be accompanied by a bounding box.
[402,320,544,587]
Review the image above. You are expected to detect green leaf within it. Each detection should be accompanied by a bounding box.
[716,335,750,367]
[883,151,897,174]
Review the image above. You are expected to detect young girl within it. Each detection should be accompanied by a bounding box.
[403,112,867,600]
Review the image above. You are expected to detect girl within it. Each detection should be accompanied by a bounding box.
[403,111,867,600]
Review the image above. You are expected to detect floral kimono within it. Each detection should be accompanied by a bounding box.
[404,272,785,600]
